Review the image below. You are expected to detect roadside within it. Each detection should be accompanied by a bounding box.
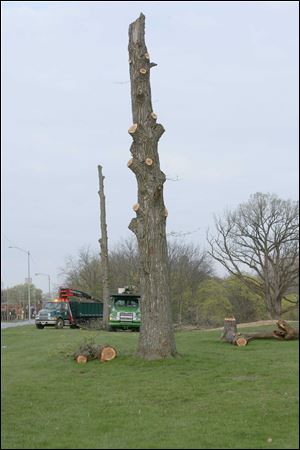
[1,320,33,329]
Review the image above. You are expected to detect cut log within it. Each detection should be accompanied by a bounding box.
[76,355,88,364]
[99,345,117,362]
[235,336,248,346]
[222,318,299,346]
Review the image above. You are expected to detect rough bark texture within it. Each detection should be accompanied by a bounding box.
[221,317,237,340]
[221,317,248,346]
[128,13,176,359]
[73,343,117,363]
[98,165,110,330]
[221,318,299,346]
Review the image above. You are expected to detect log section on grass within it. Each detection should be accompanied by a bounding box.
[221,318,299,346]
[73,343,117,363]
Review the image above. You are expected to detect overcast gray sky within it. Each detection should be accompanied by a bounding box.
[1,1,299,295]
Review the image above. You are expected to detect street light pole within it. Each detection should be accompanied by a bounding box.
[35,273,51,298]
[8,246,31,321]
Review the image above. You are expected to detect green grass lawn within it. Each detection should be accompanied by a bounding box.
[1,324,299,449]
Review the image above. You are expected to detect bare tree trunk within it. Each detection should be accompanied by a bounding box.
[127,13,176,359]
[98,165,110,330]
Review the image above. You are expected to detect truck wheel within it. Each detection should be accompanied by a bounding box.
[36,324,44,329]
[55,318,64,329]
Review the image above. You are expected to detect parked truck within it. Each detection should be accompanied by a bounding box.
[108,288,141,331]
[35,287,103,329]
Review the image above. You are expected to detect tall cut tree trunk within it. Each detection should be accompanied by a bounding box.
[128,13,177,359]
[98,165,110,330]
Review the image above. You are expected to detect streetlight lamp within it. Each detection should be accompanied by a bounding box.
[8,246,31,321]
[35,273,51,298]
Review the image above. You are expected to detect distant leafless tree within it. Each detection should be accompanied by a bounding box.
[207,193,299,318]
[168,240,213,323]
[109,239,139,292]
[60,247,102,298]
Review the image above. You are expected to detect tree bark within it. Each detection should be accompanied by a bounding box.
[221,317,248,346]
[74,344,117,363]
[98,165,110,330]
[128,13,176,359]
[221,318,299,345]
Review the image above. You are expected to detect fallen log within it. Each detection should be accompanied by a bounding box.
[73,341,117,363]
[221,317,299,346]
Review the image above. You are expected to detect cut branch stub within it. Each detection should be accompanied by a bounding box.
[139,68,147,75]
[127,158,133,167]
[150,112,157,120]
[164,208,168,217]
[128,123,138,135]
[145,158,153,166]
[144,52,150,59]
[133,203,140,212]
[153,123,165,141]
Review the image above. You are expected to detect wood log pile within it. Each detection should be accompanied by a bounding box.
[73,340,117,364]
[221,317,299,347]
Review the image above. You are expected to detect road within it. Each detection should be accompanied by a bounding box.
[1,320,33,329]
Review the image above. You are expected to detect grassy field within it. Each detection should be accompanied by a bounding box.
[1,324,299,449]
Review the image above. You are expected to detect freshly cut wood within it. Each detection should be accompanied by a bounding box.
[133,203,140,212]
[128,124,138,134]
[127,158,133,167]
[73,341,117,363]
[76,355,88,364]
[145,158,153,166]
[235,336,248,346]
[150,112,157,120]
[99,345,117,362]
[139,68,147,74]
[222,317,299,346]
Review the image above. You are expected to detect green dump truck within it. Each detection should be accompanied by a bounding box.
[109,290,141,331]
[35,287,103,329]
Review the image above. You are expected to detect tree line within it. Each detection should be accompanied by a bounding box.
[1,192,298,326]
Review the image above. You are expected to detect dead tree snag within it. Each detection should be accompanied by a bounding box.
[98,165,110,330]
[128,13,177,359]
